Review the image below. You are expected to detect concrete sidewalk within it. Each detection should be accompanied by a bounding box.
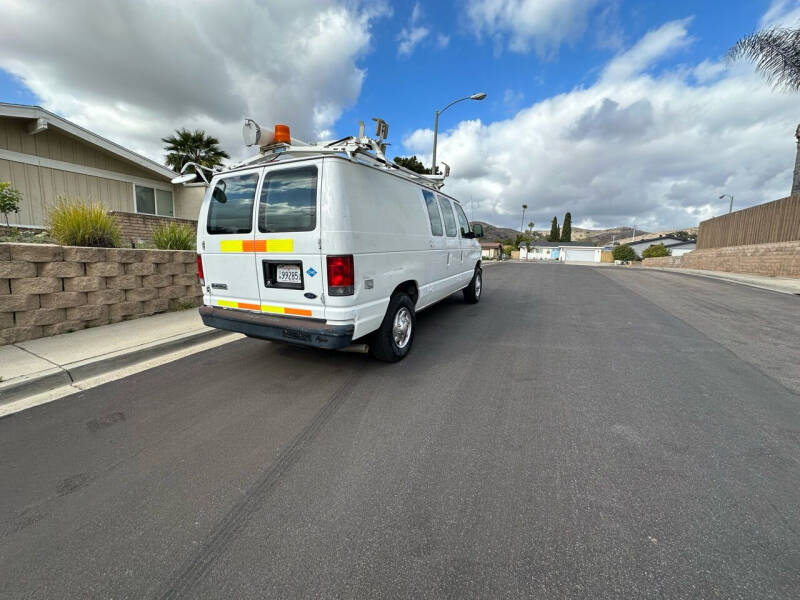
[643,267,800,295]
[0,309,234,406]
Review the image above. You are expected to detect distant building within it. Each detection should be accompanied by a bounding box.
[480,241,503,259]
[627,236,696,257]
[519,241,603,263]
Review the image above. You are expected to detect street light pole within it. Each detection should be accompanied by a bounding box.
[431,92,486,175]
[719,194,734,213]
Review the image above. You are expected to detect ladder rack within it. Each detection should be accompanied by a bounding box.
[230,135,446,190]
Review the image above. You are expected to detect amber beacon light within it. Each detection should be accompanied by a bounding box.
[274,124,291,144]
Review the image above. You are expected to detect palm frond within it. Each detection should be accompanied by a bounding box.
[727,26,800,91]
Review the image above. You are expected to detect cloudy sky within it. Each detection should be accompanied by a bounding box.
[1,0,800,231]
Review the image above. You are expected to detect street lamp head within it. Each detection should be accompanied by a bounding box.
[719,195,725,200]
[470,92,487,100]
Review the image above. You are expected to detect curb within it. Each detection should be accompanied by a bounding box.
[0,328,232,406]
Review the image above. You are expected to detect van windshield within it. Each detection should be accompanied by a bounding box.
[259,166,317,233]
[206,173,259,234]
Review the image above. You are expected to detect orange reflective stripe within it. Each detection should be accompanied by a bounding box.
[219,239,292,252]
[217,299,313,317]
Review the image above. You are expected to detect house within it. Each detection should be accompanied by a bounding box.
[626,235,696,257]
[0,103,206,240]
[519,241,603,263]
[480,241,503,259]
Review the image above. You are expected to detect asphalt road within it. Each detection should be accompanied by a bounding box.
[1,263,799,599]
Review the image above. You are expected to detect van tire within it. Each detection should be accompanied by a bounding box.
[463,267,482,304]
[370,293,416,362]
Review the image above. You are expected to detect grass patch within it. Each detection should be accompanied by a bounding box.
[152,221,195,250]
[48,198,121,248]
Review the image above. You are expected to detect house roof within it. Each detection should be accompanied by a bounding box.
[628,235,696,247]
[520,241,599,248]
[480,241,502,248]
[0,102,176,181]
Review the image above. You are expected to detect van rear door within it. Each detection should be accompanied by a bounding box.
[253,160,326,320]
[200,169,262,311]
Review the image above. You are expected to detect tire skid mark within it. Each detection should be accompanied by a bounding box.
[158,369,363,599]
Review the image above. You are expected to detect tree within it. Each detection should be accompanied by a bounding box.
[162,129,230,174]
[642,243,671,258]
[520,204,528,233]
[0,182,23,229]
[560,212,572,242]
[612,244,637,261]
[548,216,560,242]
[728,27,800,91]
[393,155,430,174]
[527,221,534,234]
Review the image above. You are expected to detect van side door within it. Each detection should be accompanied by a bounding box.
[421,189,447,306]
[436,194,462,294]
[454,201,480,284]
[198,169,262,311]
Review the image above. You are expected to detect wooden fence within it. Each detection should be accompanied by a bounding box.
[696,196,800,249]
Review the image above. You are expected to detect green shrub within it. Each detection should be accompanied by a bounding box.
[642,243,670,258]
[152,221,196,250]
[0,181,23,228]
[48,198,121,247]
[612,244,637,261]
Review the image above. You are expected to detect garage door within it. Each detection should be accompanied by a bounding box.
[564,249,597,262]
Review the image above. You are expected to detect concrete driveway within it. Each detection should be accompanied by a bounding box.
[1,263,798,599]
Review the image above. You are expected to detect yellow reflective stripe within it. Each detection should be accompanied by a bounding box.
[218,239,294,253]
[260,305,284,314]
[265,239,293,252]
[216,299,313,317]
[220,240,245,252]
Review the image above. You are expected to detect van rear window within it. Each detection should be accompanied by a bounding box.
[259,166,317,233]
[206,173,259,234]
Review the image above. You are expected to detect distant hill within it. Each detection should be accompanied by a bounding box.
[471,221,698,246]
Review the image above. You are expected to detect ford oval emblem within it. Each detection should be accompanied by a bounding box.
[304,292,317,299]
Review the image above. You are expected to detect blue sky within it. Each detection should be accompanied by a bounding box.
[1,0,799,231]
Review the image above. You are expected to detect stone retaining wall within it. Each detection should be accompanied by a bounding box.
[642,241,800,277]
[0,243,201,345]
[109,212,198,245]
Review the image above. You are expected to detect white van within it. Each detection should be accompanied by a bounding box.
[186,124,484,361]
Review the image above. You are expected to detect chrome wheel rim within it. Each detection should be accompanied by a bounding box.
[393,307,413,349]
[475,272,482,297]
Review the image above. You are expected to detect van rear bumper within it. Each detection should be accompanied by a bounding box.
[199,305,354,350]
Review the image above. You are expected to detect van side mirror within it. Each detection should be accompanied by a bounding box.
[471,223,483,238]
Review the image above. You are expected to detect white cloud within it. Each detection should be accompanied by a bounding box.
[398,26,431,56]
[403,8,800,231]
[437,33,451,49]
[601,19,693,82]
[0,0,384,163]
[466,0,603,55]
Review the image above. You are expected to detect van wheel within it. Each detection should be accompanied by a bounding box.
[463,267,482,304]
[370,293,416,362]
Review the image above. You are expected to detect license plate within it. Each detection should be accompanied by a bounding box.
[276,265,301,284]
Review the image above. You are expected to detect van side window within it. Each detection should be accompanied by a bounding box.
[454,203,471,236]
[259,166,317,233]
[437,195,457,237]
[206,173,259,234]
[422,190,443,236]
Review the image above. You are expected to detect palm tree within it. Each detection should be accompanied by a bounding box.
[162,129,230,174]
[727,26,800,91]
[527,221,534,234]
[728,26,800,195]
[520,204,528,233]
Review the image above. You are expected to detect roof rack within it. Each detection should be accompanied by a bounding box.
[231,119,448,190]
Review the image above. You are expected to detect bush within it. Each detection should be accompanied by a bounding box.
[48,198,121,247]
[152,221,196,250]
[642,243,670,258]
[612,244,637,261]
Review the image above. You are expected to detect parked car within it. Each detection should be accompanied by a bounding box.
[192,132,483,361]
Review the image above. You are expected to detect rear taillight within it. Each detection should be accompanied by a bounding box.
[197,254,205,286]
[326,255,354,296]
